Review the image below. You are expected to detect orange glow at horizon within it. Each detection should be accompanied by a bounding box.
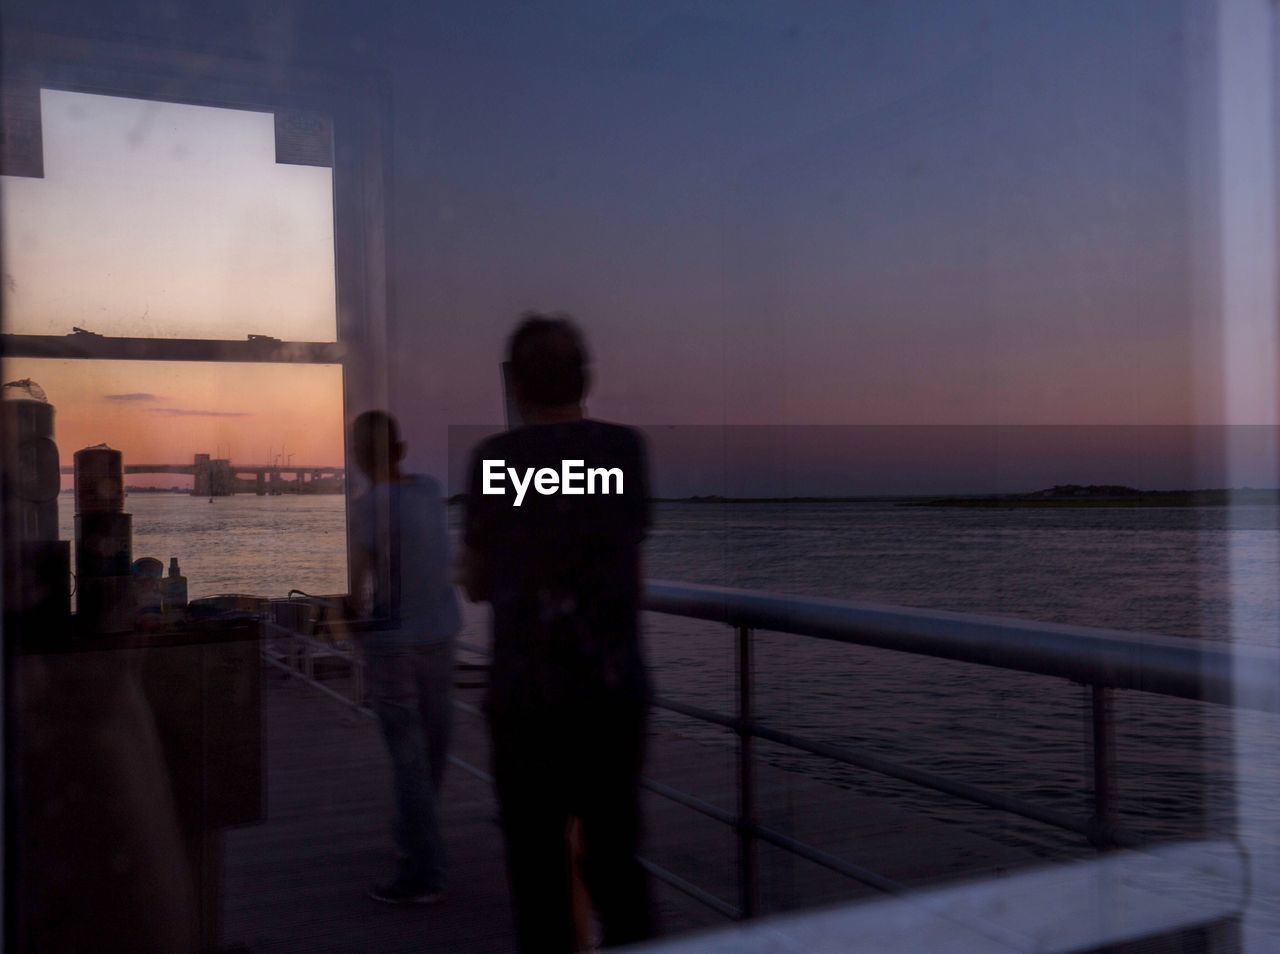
[1,88,347,488]
[4,359,345,485]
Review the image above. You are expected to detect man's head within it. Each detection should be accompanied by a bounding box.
[352,409,404,482]
[508,313,590,415]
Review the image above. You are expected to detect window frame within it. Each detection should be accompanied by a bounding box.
[0,28,392,599]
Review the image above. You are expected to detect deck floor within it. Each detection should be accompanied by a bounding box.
[221,665,1039,952]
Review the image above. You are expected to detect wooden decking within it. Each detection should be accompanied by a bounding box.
[220,664,1040,953]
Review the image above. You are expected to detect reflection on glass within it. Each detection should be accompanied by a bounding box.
[2,90,336,341]
[2,358,347,598]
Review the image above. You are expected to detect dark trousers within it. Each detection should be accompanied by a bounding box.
[365,642,455,890]
[489,700,652,952]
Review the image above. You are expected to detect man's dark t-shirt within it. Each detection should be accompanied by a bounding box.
[464,420,649,717]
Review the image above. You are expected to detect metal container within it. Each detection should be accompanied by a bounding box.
[3,540,71,622]
[1,391,60,544]
[75,512,132,577]
[1,383,54,440]
[74,444,124,513]
[76,575,135,634]
[131,557,164,622]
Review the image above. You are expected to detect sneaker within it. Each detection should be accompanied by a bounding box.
[367,878,444,905]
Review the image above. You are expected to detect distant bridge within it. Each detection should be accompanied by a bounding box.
[61,454,345,496]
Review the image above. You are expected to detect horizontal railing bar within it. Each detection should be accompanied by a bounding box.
[447,753,493,785]
[268,644,747,921]
[267,627,1127,848]
[642,775,905,895]
[266,645,493,782]
[264,652,367,710]
[641,778,737,827]
[270,647,750,920]
[653,697,738,730]
[629,839,1247,954]
[265,624,490,663]
[271,641,899,917]
[283,581,1279,713]
[639,859,741,921]
[645,580,1280,711]
[272,584,1201,914]
[749,821,903,895]
[268,638,1128,924]
[745,721,1127,847]
[651,696,1127,845]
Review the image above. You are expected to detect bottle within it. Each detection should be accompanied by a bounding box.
[131,557,163,630]
[162,557,189,615]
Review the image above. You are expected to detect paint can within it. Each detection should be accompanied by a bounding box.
[74,444,124,513]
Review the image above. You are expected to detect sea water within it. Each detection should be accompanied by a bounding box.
[64,494,1280,856]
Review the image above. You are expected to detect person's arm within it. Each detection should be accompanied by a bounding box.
[634,430,651,589]
[457,448,491,602]
[349,541,373,617]
[347,491,375,622]
[455,544,487,602]
[419,477,454,594]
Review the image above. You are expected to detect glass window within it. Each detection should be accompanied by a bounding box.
[3,90,336,342]
[0,357,347,597]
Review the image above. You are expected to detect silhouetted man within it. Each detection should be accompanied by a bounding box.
[461,315,653,951]
[350,410,461,904]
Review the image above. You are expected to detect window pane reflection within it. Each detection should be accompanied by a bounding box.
[3,358,347,599]
[2,90,337,342]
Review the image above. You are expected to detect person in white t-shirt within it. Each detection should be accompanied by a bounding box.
[349,410,461,904]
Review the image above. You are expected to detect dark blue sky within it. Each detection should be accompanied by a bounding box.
[381,0,1197,442]
[6,0,1259,492]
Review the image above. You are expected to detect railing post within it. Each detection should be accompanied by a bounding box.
[353,653,365,708]
[736,624,759,918]
[1087,684,1117,849]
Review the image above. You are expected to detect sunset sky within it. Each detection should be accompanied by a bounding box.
[2,91,343,484]
[3,90,335,342]
[2,3,1274,494]
[385,0,1218,437]
[3,359,345,486]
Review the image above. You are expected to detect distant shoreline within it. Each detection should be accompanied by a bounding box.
[445,488,1280,507]
[899,489,1280,508]
[650,490,1279,507]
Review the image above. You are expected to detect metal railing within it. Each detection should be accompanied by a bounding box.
[263,579,1279,926]
[632,840,1246,954]
[639,580,1280,920]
